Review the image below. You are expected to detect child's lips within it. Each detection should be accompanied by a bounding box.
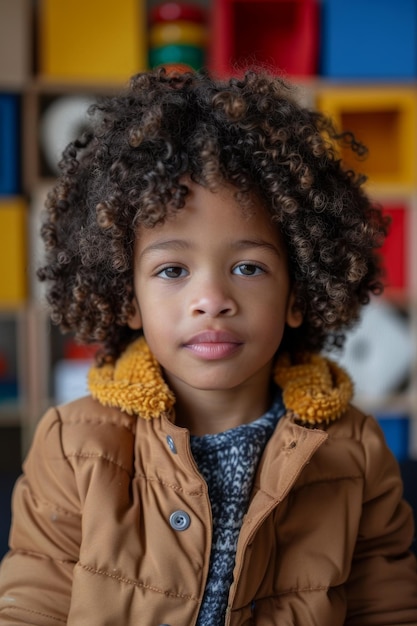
[183,330,243,360]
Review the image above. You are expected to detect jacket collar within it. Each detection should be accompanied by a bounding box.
[88,337,353,427]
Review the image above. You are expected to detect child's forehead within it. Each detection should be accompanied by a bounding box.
[136,179,286,249]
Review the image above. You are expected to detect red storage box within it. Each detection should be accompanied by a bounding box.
[380,204,408,293]
[209,0,319,78]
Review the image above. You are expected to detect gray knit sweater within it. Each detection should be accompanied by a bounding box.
[190,390,285,625]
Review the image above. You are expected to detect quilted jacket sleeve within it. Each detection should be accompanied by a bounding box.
[0,407,81,625]
[346,415,417,625]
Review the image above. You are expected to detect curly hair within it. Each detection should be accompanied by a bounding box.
[38,68,389,365]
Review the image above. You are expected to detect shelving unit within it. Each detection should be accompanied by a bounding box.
[1,0,417,461]
[0,0,31,458]
[0,0,150,454]
[314,82,417,460]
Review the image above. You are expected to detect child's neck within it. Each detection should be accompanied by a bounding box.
[167,378,273,436]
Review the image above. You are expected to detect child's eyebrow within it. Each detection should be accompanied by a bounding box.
[139,239,191,259]
[139,238,283,259]
[230,239,283,258]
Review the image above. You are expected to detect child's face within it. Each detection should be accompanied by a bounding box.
[128,181,301,400]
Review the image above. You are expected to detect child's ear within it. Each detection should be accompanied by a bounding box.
[286,288,303,329]
[127,298,142,330]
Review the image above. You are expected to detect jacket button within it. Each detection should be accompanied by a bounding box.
[169,510,191,531]
[166,435,177,454]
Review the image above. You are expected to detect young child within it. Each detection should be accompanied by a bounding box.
[0,68,416,625]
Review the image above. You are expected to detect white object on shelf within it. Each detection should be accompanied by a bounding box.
[30,183,52,303]
[54,359,92,404]
[40,96,95,174]
[328,299,414,400]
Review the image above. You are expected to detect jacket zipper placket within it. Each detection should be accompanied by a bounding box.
[225,425,328,624]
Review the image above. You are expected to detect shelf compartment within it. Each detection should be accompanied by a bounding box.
[209,0,319,78]
[380,203,408,294]
[38,0,148,81]
[0,94,21,195]
[376,413,410,461]
[321,0,417,79]
[316,87,417,192]
[23,83,124,190]
[0,198,27,306]
[0,316,19,408]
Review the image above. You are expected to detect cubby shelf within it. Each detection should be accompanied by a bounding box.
[22,78,128,191]
[38,0,148,81]
[209,0,319,78]
[316,87,417,193]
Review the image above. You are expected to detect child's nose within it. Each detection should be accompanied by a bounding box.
[189,276,238,318]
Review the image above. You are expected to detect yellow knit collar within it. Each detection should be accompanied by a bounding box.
[88,337,353,426]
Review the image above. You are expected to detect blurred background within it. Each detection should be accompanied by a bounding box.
[0,0,416,555]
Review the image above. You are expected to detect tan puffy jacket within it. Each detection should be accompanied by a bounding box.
[0,393,417,625]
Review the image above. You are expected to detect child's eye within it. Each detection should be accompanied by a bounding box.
[157,266,188,279]
[232,263,265,276]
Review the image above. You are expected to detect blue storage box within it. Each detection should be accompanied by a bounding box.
[376,414,410,461]
[0,94,20,195]
[321,0,417,79]
[0,378,18,403]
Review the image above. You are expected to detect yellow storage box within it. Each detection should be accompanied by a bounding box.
[0,198,27,306]
[316,87,417,193]
[38,0,147,81]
